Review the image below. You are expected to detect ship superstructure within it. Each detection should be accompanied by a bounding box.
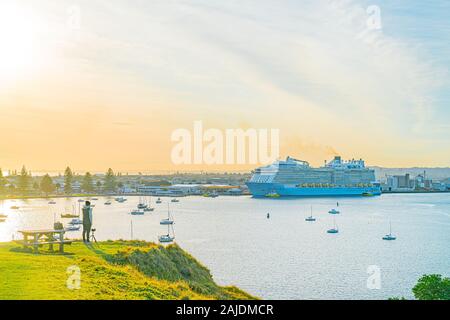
[246,156,381,197]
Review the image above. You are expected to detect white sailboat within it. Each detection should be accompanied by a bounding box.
[305,206,316,222]
[144,197,154,212]
[327,218,339,234]
[116,197,127,203]
[160,204,174,225]
[130,209,145,215]
[382,221,396,241]
[137,196,148,209]
[159,225,175,243]
[61,204,79,218]
[65,224,81,231]
[68,218,83,225]
[159,204,175,243]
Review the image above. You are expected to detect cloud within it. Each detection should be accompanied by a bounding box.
[1,0,449,169]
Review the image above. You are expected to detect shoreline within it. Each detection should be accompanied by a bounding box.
[0,193,251,201]
[1,190,449,201]
[381,190,450,194]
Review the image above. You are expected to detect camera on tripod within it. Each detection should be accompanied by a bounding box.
[90,228,97,243]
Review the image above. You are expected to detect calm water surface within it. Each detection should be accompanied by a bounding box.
[1,194,449,300]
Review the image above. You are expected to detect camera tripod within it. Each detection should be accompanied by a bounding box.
[90,228,98,243]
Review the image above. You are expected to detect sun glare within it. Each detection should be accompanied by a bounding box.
[0,3,44,86]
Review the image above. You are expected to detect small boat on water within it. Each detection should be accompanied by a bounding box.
[61,213,79,218]
[160,218,174,225]
[328,209,340,215]
[62,204,79,218]
[305,206,316,222]
[130,209,145,215]
[382,222,397,241]
[265,191,280,198]
[137,196,148,209]
[160,205,174,225]
[68,218,83,225]
[159,234,174,243]
[116,197,127,203]
[143,197,154,211]
[159,204,175,243]
[65,225,81,231]
[327,218,339,234]
[203,192,219,198]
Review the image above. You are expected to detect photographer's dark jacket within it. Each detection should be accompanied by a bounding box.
[82,206,93,225]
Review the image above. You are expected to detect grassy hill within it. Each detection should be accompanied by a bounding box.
[0,240,255,300]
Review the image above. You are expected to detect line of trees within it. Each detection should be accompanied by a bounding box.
[0,166,120,196]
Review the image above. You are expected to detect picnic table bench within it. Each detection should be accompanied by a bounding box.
[16,229,73,253]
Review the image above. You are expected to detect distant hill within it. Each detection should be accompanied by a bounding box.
[371,167,450,181]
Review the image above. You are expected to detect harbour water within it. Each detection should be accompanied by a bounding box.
[1,194,449,300]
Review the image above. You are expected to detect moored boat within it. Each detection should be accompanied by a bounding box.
[305,206,316,222]
[130,209,145,215]
[327,218,339,234]
[328,209,340,215]
[65,225,81,231]
[382,222,397,241]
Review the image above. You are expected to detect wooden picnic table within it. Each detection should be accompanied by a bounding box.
[17,229,73,253]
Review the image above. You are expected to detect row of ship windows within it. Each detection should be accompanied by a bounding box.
[250,176,275,183]
[275,179,374,184]
[295,183,375,188]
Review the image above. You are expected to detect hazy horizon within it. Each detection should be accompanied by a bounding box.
[3,164,450,178]
[1,0,449,171]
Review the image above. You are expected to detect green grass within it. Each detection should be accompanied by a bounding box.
[0,240,256,300]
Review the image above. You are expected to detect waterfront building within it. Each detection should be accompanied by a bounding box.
[432,181,447,191]
[385,174,415,191]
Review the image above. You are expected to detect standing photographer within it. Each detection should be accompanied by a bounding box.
[82,201,93,242]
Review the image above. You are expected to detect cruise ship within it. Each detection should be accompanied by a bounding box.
[246,156,381,197]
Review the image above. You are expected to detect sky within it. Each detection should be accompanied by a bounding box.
[0,0,449,173]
